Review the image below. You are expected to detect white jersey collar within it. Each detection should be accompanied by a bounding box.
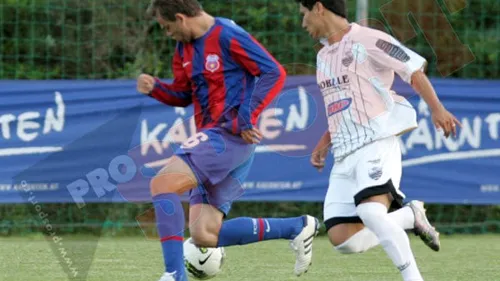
[319,23,359,46]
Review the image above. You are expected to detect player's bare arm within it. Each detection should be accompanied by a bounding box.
[311,130,331,172]
[411,71,462,138]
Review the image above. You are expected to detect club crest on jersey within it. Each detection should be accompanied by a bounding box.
[342,55,353,67]
[205,54,220,72]
[327,98,352,116]
[369,166,383,180]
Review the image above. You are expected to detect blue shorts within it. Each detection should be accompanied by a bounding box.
[175,127,255,216]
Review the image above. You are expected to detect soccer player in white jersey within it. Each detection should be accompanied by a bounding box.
[296,0,462,280]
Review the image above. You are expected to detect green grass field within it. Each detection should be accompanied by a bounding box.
[1,235,499,281]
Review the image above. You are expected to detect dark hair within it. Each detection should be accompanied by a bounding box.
[296,0,347,19]
[147,0,203,21]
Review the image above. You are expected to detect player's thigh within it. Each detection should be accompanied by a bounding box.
[187,149,254,243]
[185,127,253,244]
[189,153,253,221]
[178,128,255,187]
[152,127,250,196]
[353,136,405,209]
[188,138,253,219]
[150,155,198,196]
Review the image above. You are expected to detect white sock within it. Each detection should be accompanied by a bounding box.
[335,227,379,254]
[389,206,415,230]
[357,202,423,281]
[335,206,416,254]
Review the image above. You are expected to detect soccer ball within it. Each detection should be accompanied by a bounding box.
[183,237,225,280]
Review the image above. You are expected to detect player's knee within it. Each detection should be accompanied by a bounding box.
[150,174,179,195]
[150,175,164,195]
[327,223,363,247]
[330,224,379,254]
[330,229,366,254]
[328,230,348,247]
[150,157,197,196]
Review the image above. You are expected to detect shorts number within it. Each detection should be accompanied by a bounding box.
[181,132,209,149]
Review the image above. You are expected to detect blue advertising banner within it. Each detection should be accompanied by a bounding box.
[1,76,499,205]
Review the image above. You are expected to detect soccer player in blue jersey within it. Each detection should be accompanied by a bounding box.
[136,1,319,280]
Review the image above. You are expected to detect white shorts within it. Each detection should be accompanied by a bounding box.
[323,136,405,229]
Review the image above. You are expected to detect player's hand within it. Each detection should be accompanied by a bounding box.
[137,74,156,94]
[431,106,462,138]
[311,133,331,172]
[241,127,262,144]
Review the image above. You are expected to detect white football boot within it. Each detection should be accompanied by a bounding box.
[407,200,441,251]
[157,272,176,281]
[289,215,320,276]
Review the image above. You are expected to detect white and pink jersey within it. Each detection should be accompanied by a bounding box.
[317,23,425,161]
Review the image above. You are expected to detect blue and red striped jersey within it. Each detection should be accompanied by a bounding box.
[149,17,286,133]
